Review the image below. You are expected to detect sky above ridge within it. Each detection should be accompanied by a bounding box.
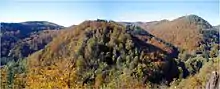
[0,0,219,27]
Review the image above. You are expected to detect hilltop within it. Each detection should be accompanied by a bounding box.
[122,15,218,53]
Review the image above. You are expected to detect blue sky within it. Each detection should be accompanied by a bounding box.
[0,0,219,27]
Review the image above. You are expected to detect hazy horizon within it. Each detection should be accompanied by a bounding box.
[0,0,219,27]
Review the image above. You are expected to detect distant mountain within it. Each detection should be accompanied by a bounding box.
[0,21,65,65]
[1,21,63,36]
[123,15,219,53]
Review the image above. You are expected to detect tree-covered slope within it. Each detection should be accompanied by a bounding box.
[0,21,64,65]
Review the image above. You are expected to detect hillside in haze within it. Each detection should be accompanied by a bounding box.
[0,15,219,89]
